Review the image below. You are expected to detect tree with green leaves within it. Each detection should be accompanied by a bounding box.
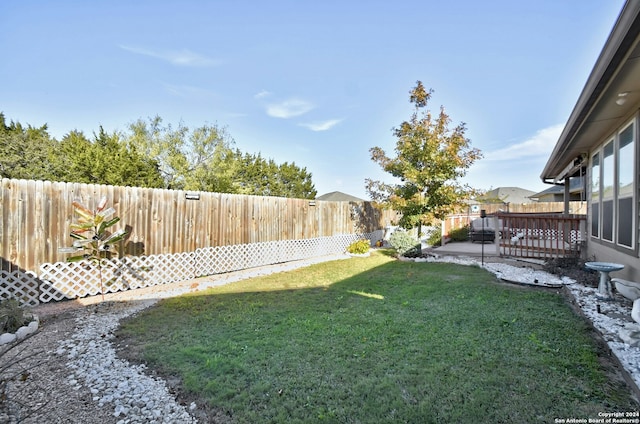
[275,160,316,199]
[0,113,57,180]
[234,152,317,199]
[90,127,164,188]
[1,111,317,198]
[128,116,317,198]
[127,116,237,191]
[366,81,481,233]
[50,127,164,188]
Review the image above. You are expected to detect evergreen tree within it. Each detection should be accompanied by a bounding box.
[0,113,57,180]
[0,112,317,198]
[233,152,316,199]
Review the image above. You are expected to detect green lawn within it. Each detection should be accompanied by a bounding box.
[116,250,638,423]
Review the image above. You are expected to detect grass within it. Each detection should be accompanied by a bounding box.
[116,250,638,423]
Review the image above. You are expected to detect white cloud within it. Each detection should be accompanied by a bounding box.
[254,90,272,99]
[485,124,564,161]
[266,98,314,118]
[120,45,221,67]
[298,119,343,131]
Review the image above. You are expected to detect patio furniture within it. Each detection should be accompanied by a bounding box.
[470,217,495,243]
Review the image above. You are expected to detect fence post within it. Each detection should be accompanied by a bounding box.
[493,215,500,256]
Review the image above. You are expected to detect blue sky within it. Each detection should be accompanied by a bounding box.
[0,1,625,199]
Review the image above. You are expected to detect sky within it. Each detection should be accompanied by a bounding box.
[0,1,627,200]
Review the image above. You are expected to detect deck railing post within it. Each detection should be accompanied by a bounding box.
[487,212,586,260]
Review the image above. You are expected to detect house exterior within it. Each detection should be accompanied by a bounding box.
[530,177,585,203]
[541,0,640,280]
[316,191,366,202]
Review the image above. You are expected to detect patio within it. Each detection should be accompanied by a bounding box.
[430,240,500,258]
[437,212,587,260]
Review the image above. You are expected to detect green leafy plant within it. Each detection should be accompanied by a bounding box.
[346,239,371,255]
[389,230,420,256]
[0,299,31,334]
[59,196,128,299]
[427,225,443,247]
[448,225,470,242]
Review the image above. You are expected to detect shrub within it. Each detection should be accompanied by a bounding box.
[389,230,421,256]
[449,225,470,242]
[347,239,371,255]
[0,299,30,334]
[427,226,442,247]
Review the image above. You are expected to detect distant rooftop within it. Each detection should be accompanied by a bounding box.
[478,186,537,204]
[316,191,365,202]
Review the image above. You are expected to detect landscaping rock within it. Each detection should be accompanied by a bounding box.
[0,332,16,344]
[633,298,640,324]
[620,324,640,347]
[1,315,38,344]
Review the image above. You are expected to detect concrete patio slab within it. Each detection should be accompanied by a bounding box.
[429,241,500,257]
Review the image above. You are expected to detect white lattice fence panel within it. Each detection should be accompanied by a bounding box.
[39,253,198,303]
[201,245,246,275]
[141,252,197,284]
[195,247,220,276]
[39,261,107,302]
[0,270,41,306]
[33,231,385,304]
[116,253,198,289]
[280,239,312,261]
[115,256,158,290]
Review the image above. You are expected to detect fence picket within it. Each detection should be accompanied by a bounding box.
[1,178,397,274]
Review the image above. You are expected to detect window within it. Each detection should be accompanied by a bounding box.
[617,123,635,248]
[602,141,614,242]
[590,119,636,251]
[591,153,600,238]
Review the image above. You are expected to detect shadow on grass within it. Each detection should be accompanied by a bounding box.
[115,252,639,424]
[374,247,398,258]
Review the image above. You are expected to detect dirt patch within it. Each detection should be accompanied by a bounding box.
[543,257,600,287]
[1,308,119,423]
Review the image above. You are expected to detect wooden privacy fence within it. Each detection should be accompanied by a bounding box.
[1,178,397,273]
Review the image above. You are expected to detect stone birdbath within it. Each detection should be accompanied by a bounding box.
[585,262,625,300]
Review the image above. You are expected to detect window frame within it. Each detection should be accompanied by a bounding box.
[589,117,637,254]
[616,121,635,249]
[591,151,601,240]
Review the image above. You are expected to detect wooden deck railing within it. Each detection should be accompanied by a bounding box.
[495,213,587,259]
